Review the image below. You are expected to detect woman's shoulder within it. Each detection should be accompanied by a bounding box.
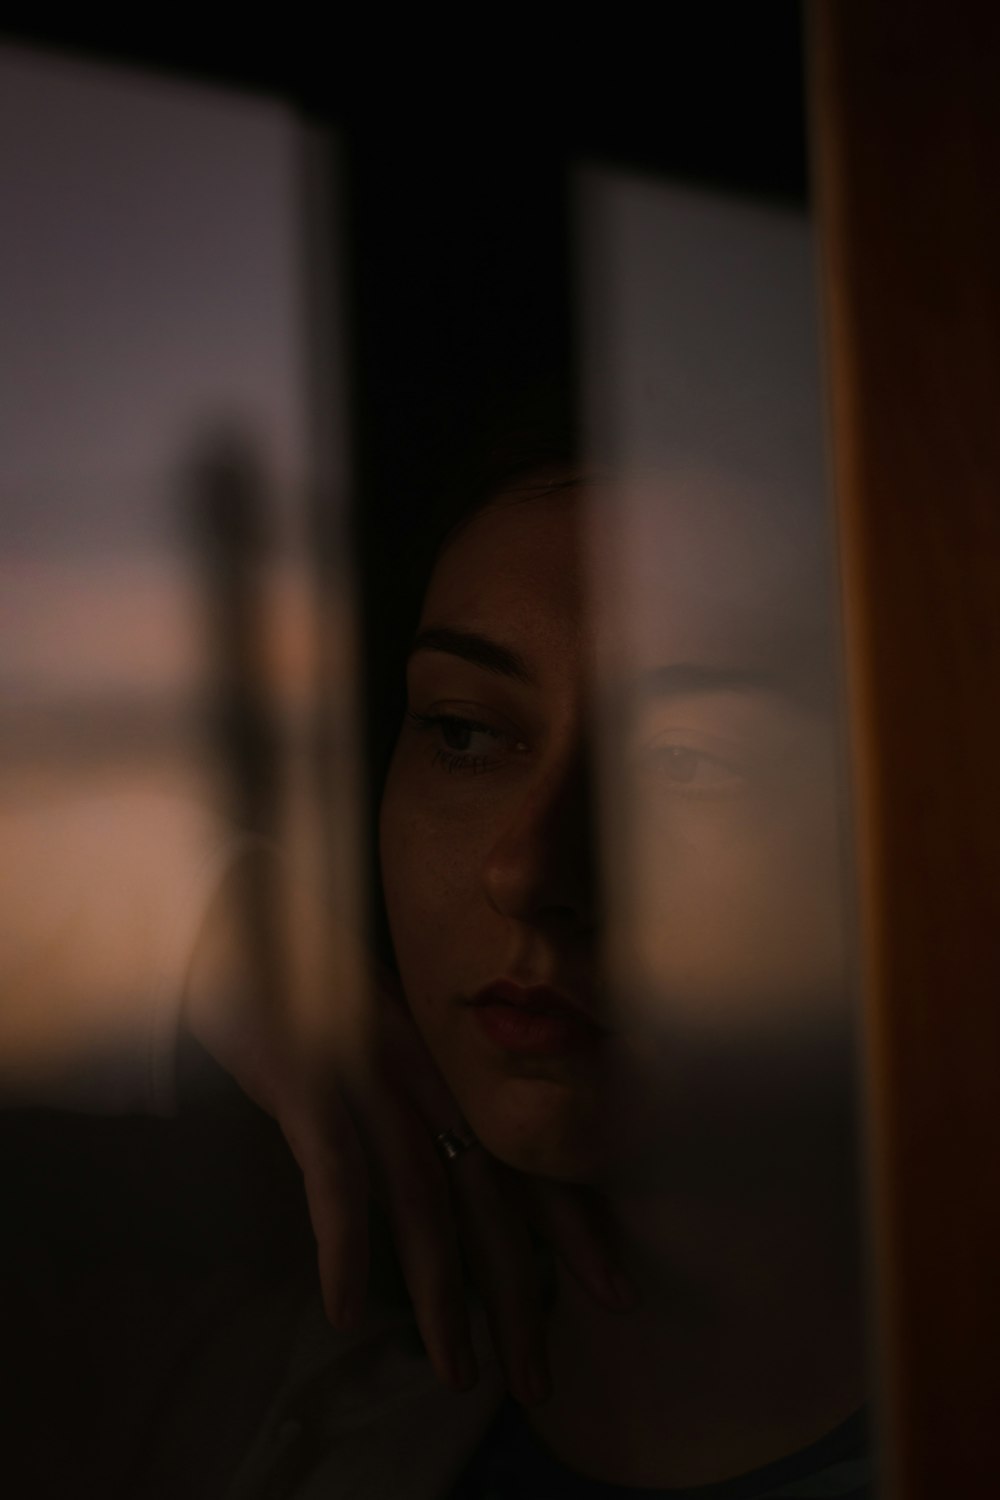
[139,1263,505,1500]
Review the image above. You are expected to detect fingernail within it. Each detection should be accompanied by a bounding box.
[334,1295,361,1331]
[451,1344,479,1392]
[523,1362,551,1406]
[601,1266,638,1311]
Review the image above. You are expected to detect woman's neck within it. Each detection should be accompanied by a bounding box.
[527,1165,869,1489]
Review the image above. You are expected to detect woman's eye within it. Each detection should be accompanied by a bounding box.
[438,718,486,753]
[406,710,524,774]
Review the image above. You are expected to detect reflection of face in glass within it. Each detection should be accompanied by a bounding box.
[380,476,854,1190]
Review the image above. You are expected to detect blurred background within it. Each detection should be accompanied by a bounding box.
[3,11,997,1498]
[0,9,858,1492]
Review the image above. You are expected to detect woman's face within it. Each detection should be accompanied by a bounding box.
[379,481,852,1185]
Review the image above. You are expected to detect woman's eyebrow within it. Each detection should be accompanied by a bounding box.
[409,627,536,685]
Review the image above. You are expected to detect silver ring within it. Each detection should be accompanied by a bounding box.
[434,1126,479,1164]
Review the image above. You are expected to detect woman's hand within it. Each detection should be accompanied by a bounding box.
[185,880,634,1404]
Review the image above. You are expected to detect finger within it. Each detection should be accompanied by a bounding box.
[361,1096,479,1394]
[366,982,462,1126]
[519,1177,638,1313]
[448,1151,552,1407]
[356,1003,551,1402]
[278,1090,371,1332]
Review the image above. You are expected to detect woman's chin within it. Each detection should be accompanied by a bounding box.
[457,1076,617,1184]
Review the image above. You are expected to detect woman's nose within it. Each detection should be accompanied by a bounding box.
[479,747,598,934]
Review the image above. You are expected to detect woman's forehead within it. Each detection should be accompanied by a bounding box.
[422,489,589,633]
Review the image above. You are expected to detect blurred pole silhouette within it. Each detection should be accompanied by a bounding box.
[185,429,287,1024]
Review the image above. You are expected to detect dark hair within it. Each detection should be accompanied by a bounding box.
[415,376,578,575]
[364,377,579,969]
[367,377,578,742]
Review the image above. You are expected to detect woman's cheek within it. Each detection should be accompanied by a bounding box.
[381,792,478,1012]
[382,816,444,961]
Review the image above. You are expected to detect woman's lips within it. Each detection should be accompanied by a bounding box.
[466,980,608,1055]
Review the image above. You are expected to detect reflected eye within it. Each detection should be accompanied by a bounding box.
[643,740,747,795]
[654,746,726,784]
